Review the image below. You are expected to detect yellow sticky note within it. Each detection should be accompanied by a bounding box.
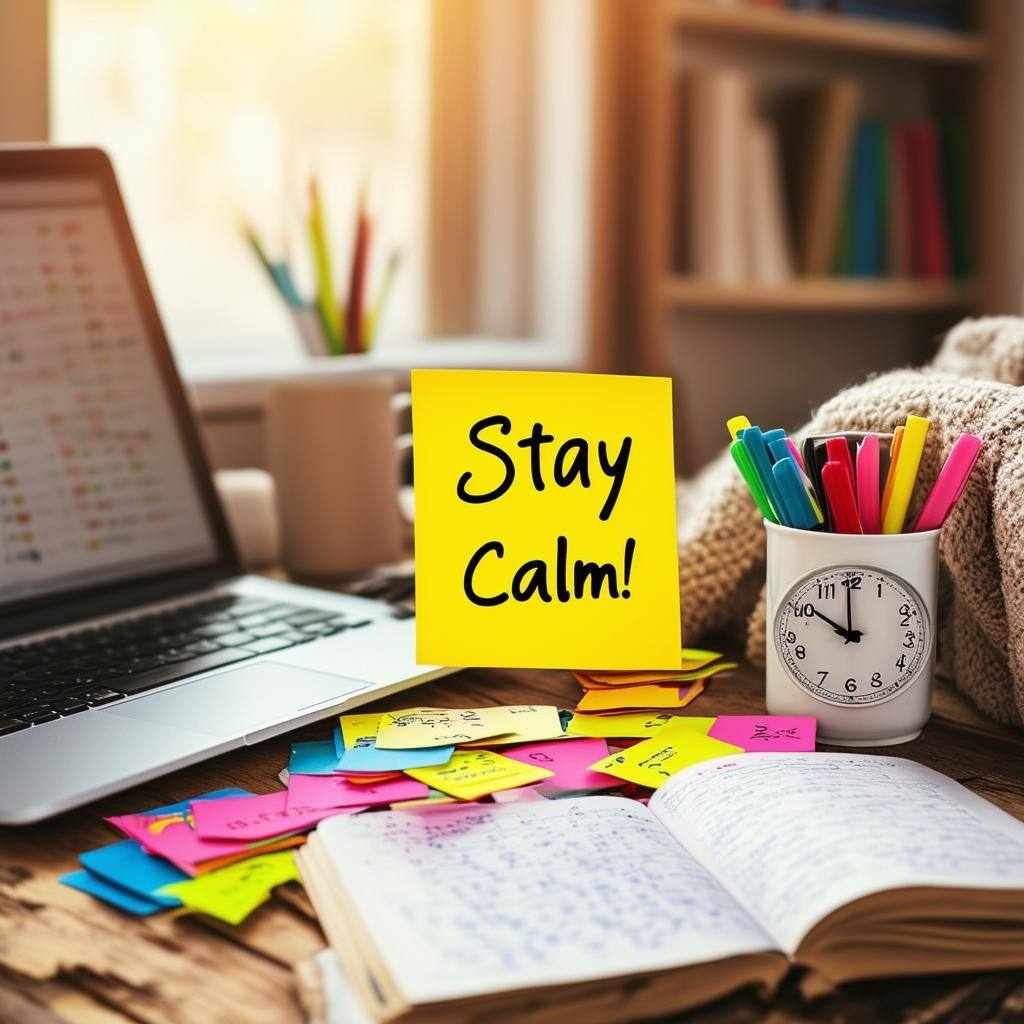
[589,723,743,788]
[457,705,566,747]
[375,705,561,750]
[566,713,714,739]
[576,680,705,713]
[412,370,682,669]
[339,712,382,752]
[159,851,299,926]
[575,662,737,688]
[405,749,554,800]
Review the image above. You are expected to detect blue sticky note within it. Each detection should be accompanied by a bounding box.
[337,742,455,773]
[332,726,344,760]
[79,839,188,907]
[289,740,343,776]
[60,868,166,916]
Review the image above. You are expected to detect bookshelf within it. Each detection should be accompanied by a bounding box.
[667,1,989,64]
[663,277,978,312]
[623,0,1023,470]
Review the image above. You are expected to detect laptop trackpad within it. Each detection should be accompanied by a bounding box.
[104,662,369,738]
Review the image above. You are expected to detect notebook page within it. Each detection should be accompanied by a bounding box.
[315,797,776,1005]
[650,754,1024,955]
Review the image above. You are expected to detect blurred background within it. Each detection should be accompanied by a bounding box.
[2,0,1022,474]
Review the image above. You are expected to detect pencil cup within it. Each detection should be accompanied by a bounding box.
[267,376,413,577]
[764,520,940,746]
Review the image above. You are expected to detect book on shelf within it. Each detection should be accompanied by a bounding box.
[690,67,753,283]
[298,754,1024,1024]
[689,68,794,284]
[799,76,861,276]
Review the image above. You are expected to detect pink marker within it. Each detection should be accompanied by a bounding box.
[856,434,880,533]
[784,437,806,472]
[912,434,983,532]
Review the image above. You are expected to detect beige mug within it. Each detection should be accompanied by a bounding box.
[266,375,413,577]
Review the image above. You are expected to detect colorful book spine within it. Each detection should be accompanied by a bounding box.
[909,120,952,279]
[941,119,970,279]
[851,120,882,277]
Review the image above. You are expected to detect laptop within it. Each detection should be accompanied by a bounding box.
[0,147,449,825]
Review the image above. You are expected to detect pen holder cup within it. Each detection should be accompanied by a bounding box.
[764,520,940,746]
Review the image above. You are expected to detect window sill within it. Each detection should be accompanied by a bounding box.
[185,337,578,416]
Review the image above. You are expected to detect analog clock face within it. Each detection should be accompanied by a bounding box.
[774,566,930,707]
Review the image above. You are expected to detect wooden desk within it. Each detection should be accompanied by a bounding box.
[3,656,1024,1024]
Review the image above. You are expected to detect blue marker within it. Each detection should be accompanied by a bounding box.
[768,438,823,524]
[740,426,790,526]
[773,457,820,530]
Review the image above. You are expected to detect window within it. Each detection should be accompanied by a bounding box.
[52,0,429,366]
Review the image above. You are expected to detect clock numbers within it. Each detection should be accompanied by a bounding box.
[775,566,930,707]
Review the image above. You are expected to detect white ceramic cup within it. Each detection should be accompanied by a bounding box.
[765,520,940,746]
[266,375,413,577]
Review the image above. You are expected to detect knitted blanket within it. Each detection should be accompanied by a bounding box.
[678,316,1024,727]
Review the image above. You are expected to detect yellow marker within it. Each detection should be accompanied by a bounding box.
[881,416,929,534]
[880,424,905,522]
[307,177,343,354]
[726,415,752,440]
[589,721,743,789]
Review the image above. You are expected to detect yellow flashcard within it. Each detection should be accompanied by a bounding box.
[375,705,562,750]
[576,680,705,713]
[589,723,743,788]
[412,370,682,669]
[405,750,554,801]
[158,851,298,926]
[566,713,714,739]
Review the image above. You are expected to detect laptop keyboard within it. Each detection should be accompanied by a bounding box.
[0,595,370,736]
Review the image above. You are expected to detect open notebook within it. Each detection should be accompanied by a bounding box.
[297,754,1024,1023]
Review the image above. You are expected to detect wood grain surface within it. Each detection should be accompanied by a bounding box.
[2,649,1024,1024]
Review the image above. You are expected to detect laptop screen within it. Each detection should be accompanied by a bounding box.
[0,177,219,607]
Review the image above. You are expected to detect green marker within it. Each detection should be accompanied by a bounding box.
[730,439,778,524]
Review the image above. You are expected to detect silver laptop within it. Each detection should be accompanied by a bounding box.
[0,147,448,825]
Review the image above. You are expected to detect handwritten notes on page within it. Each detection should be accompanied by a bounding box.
[566,712,713,739]
[650,754,1024,955]
[590,722,742,788]
[502,737,620,792]
[412,369,682,669]
[159,850,299,926]
[314,799,775,1004]
[375,706,562,750]
[707,716,816,752]
[404,750,554,800]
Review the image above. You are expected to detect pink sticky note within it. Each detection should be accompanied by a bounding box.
[707,716,816,752]
[107,808,285,876]
[286,773,428,811]
[503,737,621,792]
[191,791,369,842]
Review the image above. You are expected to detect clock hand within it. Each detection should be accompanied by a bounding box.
[809,607,862,643]
[845,584,853,635]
